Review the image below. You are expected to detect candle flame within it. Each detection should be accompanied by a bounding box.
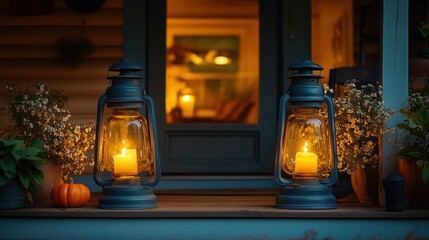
[182,95,193,102]
[121,147,126,155]
[303,142,308,153]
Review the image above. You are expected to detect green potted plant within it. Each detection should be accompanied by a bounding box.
[394,81,429,207]
[5,83,95,180]
[0,136,48,209]
[5,83,95,202]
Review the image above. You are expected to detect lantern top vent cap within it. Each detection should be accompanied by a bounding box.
[288,59,323,71]
[109,59,143,72]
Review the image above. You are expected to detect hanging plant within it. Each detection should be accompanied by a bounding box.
[56,36,94,67]
[55,20,95,67]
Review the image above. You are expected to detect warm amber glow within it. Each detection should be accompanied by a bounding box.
[182,94,193,102]
[214,56,231,65]
[189,53,204,65]
[295,142,318,174]
[166,0,260,124]
[303,142,309,153]
[179,94,195,118]
[113,148,138,176]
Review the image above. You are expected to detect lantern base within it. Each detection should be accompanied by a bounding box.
[275,184,337,210]
[98,185,157,210]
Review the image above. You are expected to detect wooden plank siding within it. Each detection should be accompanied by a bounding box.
[0,0,124,124]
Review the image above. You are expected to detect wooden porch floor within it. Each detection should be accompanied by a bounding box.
[1,192,428,219]
[1,192,429,239]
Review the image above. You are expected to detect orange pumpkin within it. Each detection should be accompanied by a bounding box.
[51,178,91,208]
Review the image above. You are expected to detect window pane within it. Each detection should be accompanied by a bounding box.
[166,0,259,124]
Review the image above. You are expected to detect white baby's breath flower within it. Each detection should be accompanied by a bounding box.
[331,79,393,173]
[5,83,95,181]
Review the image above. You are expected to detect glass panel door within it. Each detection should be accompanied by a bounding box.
[166,0,259,124]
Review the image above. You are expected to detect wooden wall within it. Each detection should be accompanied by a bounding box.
[0,0,123,128]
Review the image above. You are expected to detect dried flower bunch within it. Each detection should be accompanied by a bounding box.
[408,89,429,112]
[327,80,393,174]
[5,83,95,181]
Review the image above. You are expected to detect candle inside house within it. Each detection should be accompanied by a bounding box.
[179,94,195,118]
[113,147,138,176]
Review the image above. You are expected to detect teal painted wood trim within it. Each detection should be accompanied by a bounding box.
[381,0,409,178]
[156,175,279,190]
[73,175,279,192]
[1,218,428,239]
[282,0,311,93]
[123,0,147,83]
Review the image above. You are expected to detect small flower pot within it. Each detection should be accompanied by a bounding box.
[398,158,429,208]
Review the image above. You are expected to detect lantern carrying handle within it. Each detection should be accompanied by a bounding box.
[274,94,292,187]
[94,94,108,186]
[320,94,338,186]
[141,93,161,187]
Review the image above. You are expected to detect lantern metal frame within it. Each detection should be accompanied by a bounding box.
[93,60,161,210]
[274,60,338,210]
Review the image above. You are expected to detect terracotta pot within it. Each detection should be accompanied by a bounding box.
[34,162,63,204]
[398,158,429,208]
[351,166,379,204]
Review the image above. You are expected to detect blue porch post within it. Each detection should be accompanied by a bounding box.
[381,0,409,202]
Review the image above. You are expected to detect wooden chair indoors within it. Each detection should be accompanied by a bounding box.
[328,65,380,97]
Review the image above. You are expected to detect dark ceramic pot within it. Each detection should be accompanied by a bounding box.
[0,178,26,210]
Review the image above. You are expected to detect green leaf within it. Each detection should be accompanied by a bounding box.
[0,171,10,185]
[28,166,44,186]
[0,148,8,156]
[0,136,48,192]
[28,140,45,150]
[22,161,44,186]
[0,155,17,179]
[18,147,43,158]
[17,170,30,190]
[11,151,22,161]
[415,107,429,127]
[398,107,429,139]
[0,137,6,145]
[10,138,24,152]
[22,155,43,161]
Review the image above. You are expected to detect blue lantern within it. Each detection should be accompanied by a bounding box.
[274,60,338,209]
[94,60,160,209]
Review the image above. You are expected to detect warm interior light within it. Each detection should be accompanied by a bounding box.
[214,56,231,65]
[182,94,192,102]
[294,142,318,174]
[179,94,195,118]
[113,147,138,176]
[189,53,204,65]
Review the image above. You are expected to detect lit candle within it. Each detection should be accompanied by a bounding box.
[179,94,195,118]
[113,148,138,176]
[295,142,318,174]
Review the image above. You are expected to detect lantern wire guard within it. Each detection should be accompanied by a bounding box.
[94,60,161,209]
[274,60,338,210]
